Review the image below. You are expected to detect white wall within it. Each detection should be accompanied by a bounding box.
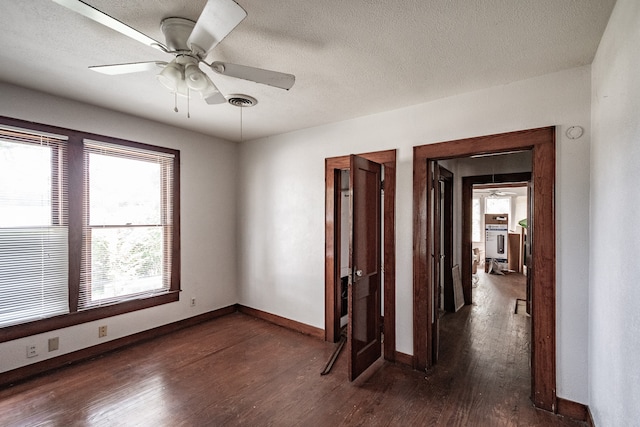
[238,66,592,402]
[0,83,239,373]
[590,0,640,425]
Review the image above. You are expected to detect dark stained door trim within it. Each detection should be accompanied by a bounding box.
[325,149,396,363]
[413,127,556,411]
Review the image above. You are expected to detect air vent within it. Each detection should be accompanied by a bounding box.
[227,94,257,107]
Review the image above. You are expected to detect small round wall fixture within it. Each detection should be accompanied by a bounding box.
[566,126,584,140]
[228,94,258,107]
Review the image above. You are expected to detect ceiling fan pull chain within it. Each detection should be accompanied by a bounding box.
[187,88,191,119]
[174,92,178,113]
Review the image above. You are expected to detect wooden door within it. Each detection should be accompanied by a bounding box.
[438,166,454,312]
[525,180,533,315]
[426,161,456,367]
[432,162,442,364]
[348,154,382,381]
[431,162,454,365]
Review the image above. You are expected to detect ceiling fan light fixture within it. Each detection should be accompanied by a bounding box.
[156,60,183,92]
[176,75,190,97]
[184,63,209,91]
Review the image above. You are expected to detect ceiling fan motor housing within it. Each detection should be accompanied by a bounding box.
[161,17,197,52]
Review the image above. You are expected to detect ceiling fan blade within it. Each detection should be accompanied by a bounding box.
[52,0,166,51]
[210,61,295,90]
[90,61,167,75]
[187,0,247,57]
[199,74,227,105]
[203,89,227,105]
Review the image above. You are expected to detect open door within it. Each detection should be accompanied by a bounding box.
[525,180,533,315]
[348,154,382,381]
[431,162,442,365]
[431,163,454,364]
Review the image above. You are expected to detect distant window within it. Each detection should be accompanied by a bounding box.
[472,198,482,242]
[485,197,510,215]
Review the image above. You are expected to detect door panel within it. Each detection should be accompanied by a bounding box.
[432,162,442,364]
[439,166,454,313]
[348,154,382,381]
[430,163,454,365]
[526,180,533,315]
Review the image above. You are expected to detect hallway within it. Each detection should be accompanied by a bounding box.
[0,272,581,426]
[434,270,533,424]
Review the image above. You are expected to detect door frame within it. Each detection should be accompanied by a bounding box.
[413,127,556,411]
[325,149,396,362]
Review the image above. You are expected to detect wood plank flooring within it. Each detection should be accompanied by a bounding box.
[0,272,582,426]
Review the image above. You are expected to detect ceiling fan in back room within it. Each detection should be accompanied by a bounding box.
[52,0,296,114]
[475,189,517,198]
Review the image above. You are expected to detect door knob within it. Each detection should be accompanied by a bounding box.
[355,270,363,277]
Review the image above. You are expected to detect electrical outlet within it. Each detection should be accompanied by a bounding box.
[26,345,37,358]
[190,297,196,307]
[48,337,59,352]
[98,325,108,338]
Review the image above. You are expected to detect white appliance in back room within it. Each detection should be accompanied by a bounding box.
[485,214,509,271]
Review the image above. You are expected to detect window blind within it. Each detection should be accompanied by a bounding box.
[0,126,69,327]
[78,139,174,309]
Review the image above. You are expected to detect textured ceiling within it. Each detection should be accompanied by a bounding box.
[0,0,615,142]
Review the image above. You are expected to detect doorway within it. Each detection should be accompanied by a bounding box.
[324,149,397,374]
[412,127,556,411]
[462,173,532,306]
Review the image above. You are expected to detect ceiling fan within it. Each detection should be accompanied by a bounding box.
[52,0,296,106]
[475,189,517,197]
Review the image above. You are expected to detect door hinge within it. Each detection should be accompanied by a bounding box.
[380,180,385,193]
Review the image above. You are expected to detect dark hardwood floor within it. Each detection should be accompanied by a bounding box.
[0,272,582,426]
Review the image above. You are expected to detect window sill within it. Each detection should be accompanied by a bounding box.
[0,291,179,343]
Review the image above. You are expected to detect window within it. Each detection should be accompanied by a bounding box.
[80,140,174,307]
[485,197,510,215]
[0,129,68,327]
[0,117,180,340]
[471,198,481,242]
